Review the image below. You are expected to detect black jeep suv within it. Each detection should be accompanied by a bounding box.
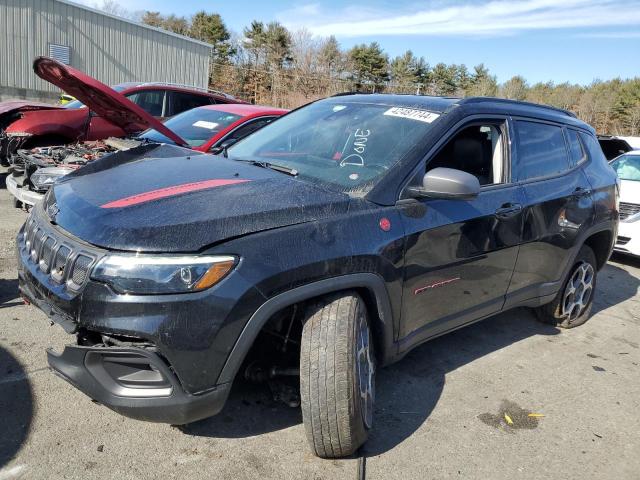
[17,94,618,458]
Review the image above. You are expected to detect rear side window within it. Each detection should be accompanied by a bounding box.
[169,92,213,117]
[219,117,275,146]
[126,90,165,117]
[579,132,608,164]
[566,129,587,165]
[515,121,570,181]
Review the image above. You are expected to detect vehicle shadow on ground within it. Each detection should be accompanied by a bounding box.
[0,170,8,190]
[591,258,640,316]
[0,346,33,469]
[0,278,21,309]
[183,309,560,452]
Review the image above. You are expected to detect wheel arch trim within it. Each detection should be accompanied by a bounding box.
[216,273,396,384]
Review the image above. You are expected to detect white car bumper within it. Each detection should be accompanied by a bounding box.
[615,220,640,257]
[5,174,44,206]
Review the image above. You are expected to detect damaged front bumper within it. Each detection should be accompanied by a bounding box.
[6,174,44,206]
[18,242,232,424]
[16,205,263,424]
[47,345,231,424]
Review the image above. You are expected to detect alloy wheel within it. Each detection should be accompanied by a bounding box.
[562,261,595,324]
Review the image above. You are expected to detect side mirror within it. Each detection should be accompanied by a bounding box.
[407,167,480,200]
[210,138,238,155]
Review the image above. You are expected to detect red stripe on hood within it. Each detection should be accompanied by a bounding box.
[100,179,249,208]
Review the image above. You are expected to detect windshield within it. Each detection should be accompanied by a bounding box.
[227,100,440,195]
[63,85,127,109]
[64,99,85,109]
[611,154,640,181]
[140,108,242,147]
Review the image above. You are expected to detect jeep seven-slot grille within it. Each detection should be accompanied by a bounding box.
[22,215,95,290]
[620,202,640,221]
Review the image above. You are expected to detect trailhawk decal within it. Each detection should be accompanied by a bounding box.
[100,179,250,208]
[414,277,460,295]
[383,107,440,124]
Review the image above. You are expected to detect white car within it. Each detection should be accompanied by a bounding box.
[611,150,640,257]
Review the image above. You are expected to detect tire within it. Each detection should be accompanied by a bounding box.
[535,245,597,328]
[300,292,375,458]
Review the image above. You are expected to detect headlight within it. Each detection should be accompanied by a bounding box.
[90,255,236,294]
[31,167,74,191]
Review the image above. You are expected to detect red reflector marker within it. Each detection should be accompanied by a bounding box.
[379,218,391,232]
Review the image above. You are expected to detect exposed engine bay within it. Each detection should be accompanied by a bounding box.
[10,137,143,199]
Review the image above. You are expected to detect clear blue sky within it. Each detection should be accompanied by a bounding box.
[82,0,640,85]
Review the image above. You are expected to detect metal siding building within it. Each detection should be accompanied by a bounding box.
[0,0,212,101]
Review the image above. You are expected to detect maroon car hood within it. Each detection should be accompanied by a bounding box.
[0,100,63,116]
[32,57,187,146]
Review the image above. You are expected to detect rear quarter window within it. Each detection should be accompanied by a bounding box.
[579,132,608,165]
[566,129,587,166]
[515,120,570,181]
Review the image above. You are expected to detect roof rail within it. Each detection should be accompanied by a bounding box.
[331,91,374,97]
[136,82,236,99]
[460,96,577,118]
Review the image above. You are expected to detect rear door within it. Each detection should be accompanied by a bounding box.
[505,119,594,306]
[398,117,524,345]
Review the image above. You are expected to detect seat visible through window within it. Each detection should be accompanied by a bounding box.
[427,124,504,185]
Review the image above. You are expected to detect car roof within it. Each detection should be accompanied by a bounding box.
[198,103,289,117]
[113,82,239,101]
[324,93,592,132]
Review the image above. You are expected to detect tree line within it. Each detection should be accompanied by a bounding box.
[138,10,640,136]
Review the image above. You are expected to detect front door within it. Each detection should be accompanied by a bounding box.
[398,119,524,346]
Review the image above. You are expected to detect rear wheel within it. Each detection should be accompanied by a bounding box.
[535,245,597,328]
[300,292,375,458]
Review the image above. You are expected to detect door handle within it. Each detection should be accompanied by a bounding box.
[495,203,522,218]
[572,187,592,198]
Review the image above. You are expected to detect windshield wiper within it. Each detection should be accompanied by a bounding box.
[233,158,298,177]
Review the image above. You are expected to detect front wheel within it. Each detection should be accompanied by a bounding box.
[300,292,375,458]
[535,245,597,328]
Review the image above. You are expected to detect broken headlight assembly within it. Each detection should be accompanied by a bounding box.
[90,255,237,294]
[30,166,74,191]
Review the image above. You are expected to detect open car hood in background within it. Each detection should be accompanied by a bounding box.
[32,57,187,146]
[0,100,63,117]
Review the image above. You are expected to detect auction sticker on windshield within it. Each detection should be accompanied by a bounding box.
[193,120,219,129]
[383,107,440,123]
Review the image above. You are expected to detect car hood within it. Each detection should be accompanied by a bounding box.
[0,100,64,118]
[46,145,351,252]
[32,57,187,146]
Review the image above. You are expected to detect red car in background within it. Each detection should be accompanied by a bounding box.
[6,59,287,207]
[0,57,244,165]
[140,103,288,154]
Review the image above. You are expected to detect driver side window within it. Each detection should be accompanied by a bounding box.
[426,122,506,186]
